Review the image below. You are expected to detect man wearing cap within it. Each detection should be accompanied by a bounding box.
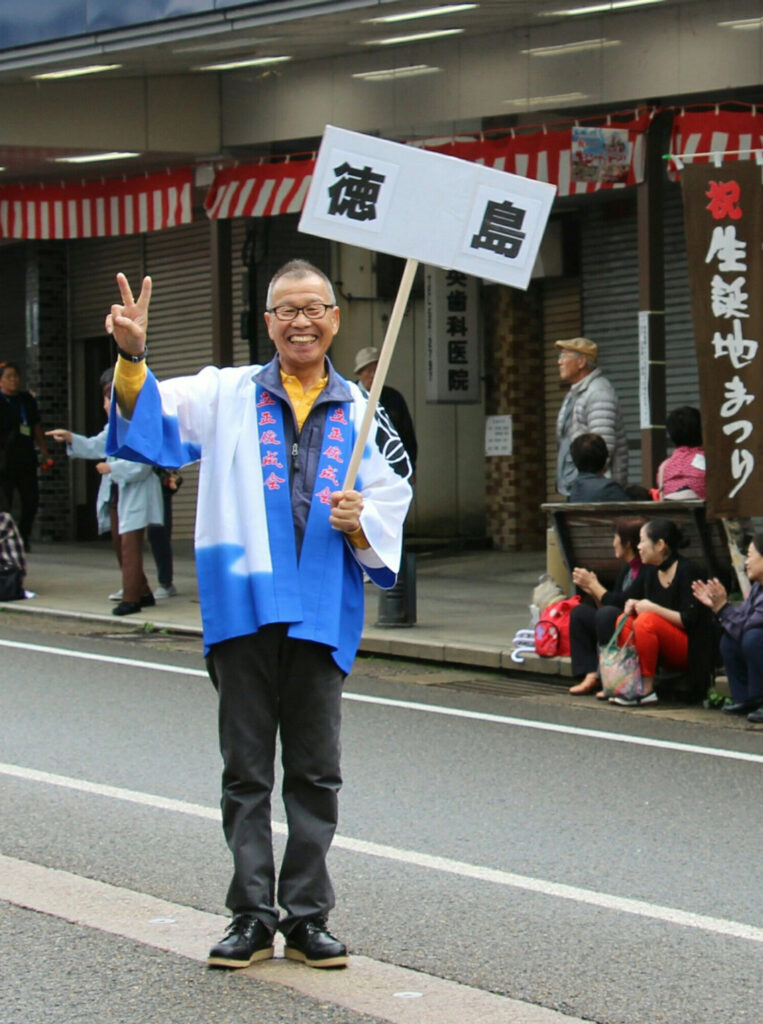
[354,346,417,474]
[555,337,628,497]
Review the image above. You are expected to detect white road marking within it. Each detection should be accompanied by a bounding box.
[0,637,210,676]
[2,760,763,945]
[2,637,762,764]
[343,692,763,764]
[0,854,586,1024]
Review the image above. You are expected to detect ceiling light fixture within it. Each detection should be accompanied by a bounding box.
[522,37,620,56]
[503,91,589,107]
[364,4,477,23]
[32,64,122,80]
[353,64,441,80]
[718,17,763,30]
[544,0,663,16]
[52,152,140,164]
[365,28,464,45]
[198,55,292,71]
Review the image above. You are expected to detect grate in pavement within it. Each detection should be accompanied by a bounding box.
[432,677,567,698]
[81,629,202,651]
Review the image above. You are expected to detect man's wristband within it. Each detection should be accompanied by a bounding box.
[116,344,147,363]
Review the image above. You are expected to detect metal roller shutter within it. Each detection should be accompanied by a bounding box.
[143,220,214,540]
[580,198,641,482]
[580,188,701,488]
[664,183,702,410]
[68,235,144,542]
[231,218,250,367]
[69,235,142,340]
[69,221,214,542]
[543,277,582,499]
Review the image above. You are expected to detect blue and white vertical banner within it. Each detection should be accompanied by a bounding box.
[299,125,556,291]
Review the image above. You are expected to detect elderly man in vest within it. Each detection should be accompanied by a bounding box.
[104,261,411,973]
[555,337,628,497]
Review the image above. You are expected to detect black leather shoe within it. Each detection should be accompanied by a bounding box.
[208,914,274,968]
[722,699,761,715]
[747,706,763,724]
[284,918,348,968]
[140,592,156,607]
[112,600,142,616]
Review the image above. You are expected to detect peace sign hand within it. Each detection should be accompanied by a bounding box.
[105,272,152,355]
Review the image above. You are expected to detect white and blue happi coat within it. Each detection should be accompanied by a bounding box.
[106,358,412,672]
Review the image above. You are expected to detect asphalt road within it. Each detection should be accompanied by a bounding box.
[1,613,762,1024]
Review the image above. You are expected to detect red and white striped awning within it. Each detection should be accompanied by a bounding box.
[0,169,193,240]
[204,116,650,220]
[668,110,763,181]
[204,160,314,220]
[424,114,650,197]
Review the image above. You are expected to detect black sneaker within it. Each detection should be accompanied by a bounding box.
[284,918,348,968]
[612,691,658,707]
[112,600,142,616]
[140,592,156,608]
[208,914,274,968]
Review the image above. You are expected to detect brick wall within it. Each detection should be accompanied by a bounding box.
[483,283,546,551]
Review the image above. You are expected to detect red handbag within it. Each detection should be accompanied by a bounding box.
[533,595,582,657]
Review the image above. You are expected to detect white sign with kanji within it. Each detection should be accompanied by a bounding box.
[299,125,556,290]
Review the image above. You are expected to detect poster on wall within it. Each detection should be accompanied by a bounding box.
[571,127,630,185]
[681,160,763,518]
[299,125,556,291]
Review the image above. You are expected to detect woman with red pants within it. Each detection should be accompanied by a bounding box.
[613,518,714,707]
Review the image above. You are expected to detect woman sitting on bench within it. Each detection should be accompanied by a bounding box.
[692,531,763,722]
[613,518,714,707]
[568,515,646,696]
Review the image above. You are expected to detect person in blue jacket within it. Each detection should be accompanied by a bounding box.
[46,369,163,615]
[693,531,763,721]
[104,261,411,971]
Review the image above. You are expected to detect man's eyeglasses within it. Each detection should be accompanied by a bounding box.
[267,303,335,322]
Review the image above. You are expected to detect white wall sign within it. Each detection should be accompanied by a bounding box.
[425,266,480,403]
[299,125,556,291]
[485,415,513,456]
[638,310,650,429]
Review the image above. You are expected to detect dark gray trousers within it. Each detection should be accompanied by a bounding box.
[206,625,344,934]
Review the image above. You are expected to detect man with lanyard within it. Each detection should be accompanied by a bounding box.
[105,261,412,971]
[0,361,51,549]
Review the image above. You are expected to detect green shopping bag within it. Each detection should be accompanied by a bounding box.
[599,614,643,701]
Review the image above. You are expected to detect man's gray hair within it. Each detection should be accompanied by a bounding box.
[266,259,336,309]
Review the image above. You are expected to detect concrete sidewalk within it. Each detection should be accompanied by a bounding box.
[7,540,568,678]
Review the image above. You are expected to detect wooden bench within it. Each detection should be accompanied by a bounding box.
[538,500,747,701]
[541,500,742,593]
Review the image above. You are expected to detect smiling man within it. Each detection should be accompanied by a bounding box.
[105,259,412,971]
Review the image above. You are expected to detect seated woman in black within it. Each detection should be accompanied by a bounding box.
[614,518,715,707]
[692,530,763,721]
[568,515,645,696]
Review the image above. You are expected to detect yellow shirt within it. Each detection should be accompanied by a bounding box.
[281,369,327,431]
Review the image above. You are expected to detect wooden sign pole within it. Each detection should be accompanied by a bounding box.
[342,257,419,490]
